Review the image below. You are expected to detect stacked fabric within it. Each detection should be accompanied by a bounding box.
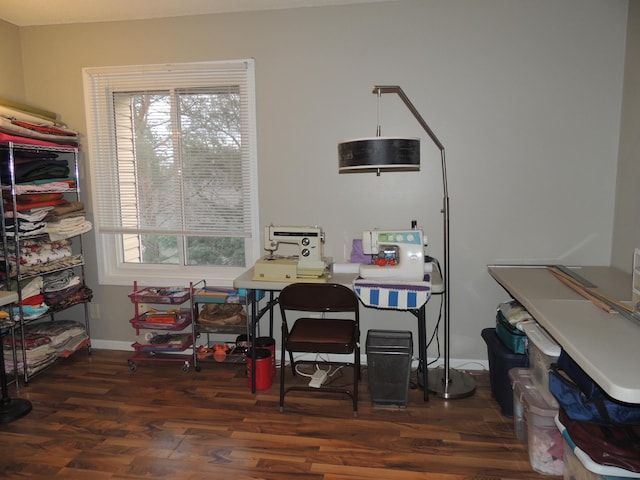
[0,102,79,146]
[10,276,49,320]
[3,330,57,377]
[0,101,91,246]
[4,269,93,320]
[42,269,93,312]
[0,102,91,379]
[0,237,83,279]
[26,320,89,355]
[550,351,640,475]
[3,320,89,377]
[3,207,49,238]
[0,147,92,244]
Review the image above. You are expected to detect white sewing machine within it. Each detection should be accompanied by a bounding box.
[252,225,330,282]
[359,229,425,281]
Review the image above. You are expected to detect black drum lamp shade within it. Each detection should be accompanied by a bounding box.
[338,137,420,174]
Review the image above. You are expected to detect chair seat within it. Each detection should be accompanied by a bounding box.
[286,318,356,354]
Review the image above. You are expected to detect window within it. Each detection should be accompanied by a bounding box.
[83,60,260,286]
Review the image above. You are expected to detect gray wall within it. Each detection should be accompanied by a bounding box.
[612,1,640,271]
[0,19,24,100]
[1,0,634,366]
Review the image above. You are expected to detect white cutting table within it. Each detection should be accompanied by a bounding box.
[488,266,640,404]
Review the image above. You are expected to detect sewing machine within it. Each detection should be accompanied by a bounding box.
[359,229,425,281]
[252,225,330,281]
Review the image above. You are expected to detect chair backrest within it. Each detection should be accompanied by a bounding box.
[278,283,359,315]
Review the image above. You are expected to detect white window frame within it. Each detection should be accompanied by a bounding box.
[82,59,260,286]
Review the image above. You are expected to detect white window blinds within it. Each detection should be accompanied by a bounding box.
[83,60,257,238]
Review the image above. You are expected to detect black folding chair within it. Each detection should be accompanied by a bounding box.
[278,282,361,416]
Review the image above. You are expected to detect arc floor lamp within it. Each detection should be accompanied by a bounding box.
[338,85,475,399]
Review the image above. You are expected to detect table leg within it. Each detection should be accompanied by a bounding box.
[249,289,257,393]
[248,290,280,393]
[0,327,32,423]
[416,306,429,402]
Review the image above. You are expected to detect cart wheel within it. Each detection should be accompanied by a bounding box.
[195,365,201,372]
[182,362,190,373]
[129,361,137,372]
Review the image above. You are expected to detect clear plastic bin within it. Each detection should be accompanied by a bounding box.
[521,322,560,407]
[556,416,640,480]
[509,367,563,475]
[509,368,529,444]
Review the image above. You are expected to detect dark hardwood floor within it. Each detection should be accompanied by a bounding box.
[0,350,550,479]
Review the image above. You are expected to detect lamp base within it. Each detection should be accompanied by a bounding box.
[427,367,476,399]
[0,397,32,424]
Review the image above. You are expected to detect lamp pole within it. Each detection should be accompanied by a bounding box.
[372,86,475,399]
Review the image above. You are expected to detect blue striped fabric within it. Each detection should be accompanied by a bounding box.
[353,274,431,310]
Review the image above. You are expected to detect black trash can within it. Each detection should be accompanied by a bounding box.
[365,330,413,408]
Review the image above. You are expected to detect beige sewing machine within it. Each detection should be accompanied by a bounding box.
[252,225,330,282]
[359,229,425,281]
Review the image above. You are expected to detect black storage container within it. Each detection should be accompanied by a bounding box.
[366,330,413,408]
[481,327,529,417]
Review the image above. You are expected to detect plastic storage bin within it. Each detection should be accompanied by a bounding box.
[495,300,531,354]
[521,322,561,407]
[562,438,640,480]
[555,417,640,480]
[481,328,529,417]
[510,368,563,476]
[509,367,530,444]
[365,330,413,408]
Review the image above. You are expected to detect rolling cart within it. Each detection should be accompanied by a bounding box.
[127,281,196,372]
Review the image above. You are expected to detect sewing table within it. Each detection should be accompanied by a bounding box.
[234,266,444,400]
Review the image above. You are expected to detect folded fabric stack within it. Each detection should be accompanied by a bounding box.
[44,201,85,222]
[44,216,93,241]
[0,102,79,146]
[2,199,92,243]
[0,237,82,278]
[3,208,49,238]
[3,320,89,377]
[3,155,70,184]
[1,107,91,244]
[0,149,92,243]
[0,148,72,214]
[9,276,49,320]
[10,179,76,195]
[26,320,89,355]
[4,268,92,321]
[42,269,93,312]
[3,330,57,377]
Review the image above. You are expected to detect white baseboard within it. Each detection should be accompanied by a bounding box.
[91,339,133,351]
[89,339,488,371]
